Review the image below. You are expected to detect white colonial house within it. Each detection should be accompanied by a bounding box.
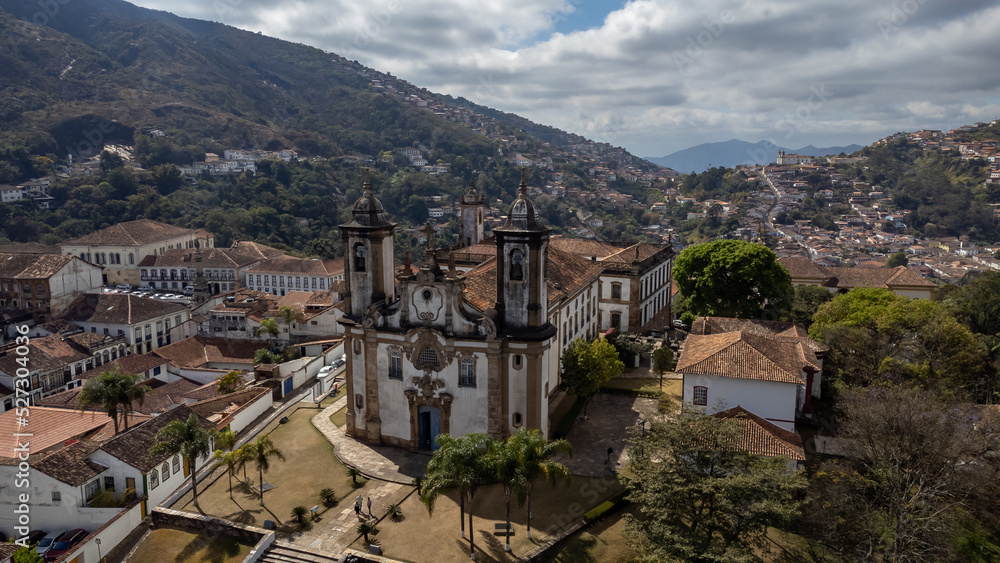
[62,294,194,354]
[60,219,213,286]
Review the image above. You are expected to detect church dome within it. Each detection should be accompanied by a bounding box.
[461,180,484,205]
[500,169,545,232]
[349,169,392,227]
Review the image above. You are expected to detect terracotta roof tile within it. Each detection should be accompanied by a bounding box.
[778,256,830,280]
[689,317,828,354]
[715,406,805,460]
[245,256,343,275]
[0,253,81,279]
[676,331,811,384]
[99,405,211,472]
[0,334,90,375]
[74,353,170,380]
[33,441,107,486]
[151,336,265,369]
[549,238,624,259]
[0,407,114,458]
[460,248,602,312]
[62,294,188,325]
[61,219,195,247]
[137,242,284,269]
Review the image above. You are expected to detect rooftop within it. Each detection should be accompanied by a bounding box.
[61,219,198,247]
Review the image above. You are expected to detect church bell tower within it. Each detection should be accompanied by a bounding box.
[339,169,397,319]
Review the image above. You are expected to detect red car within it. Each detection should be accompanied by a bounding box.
[44,528,87,561]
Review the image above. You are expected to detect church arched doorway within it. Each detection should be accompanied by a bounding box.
[417,405,442,450]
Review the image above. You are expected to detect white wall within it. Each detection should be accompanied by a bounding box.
[228,392,273,433]
[48,258,103,313]
[682,374,800,432]
[0,467,119,535]
[60,500,145,563]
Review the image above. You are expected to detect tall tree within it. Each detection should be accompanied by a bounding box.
[277,305,305,328]
[651,346,674,391]
[672,240,792,319]
[213,448,241,500]
[76,367,152,434]
[254,318,280,347]
[802,386,1000,561]
[421,433,496,559]
[885,251,908,268]
[150,413,216,507]
[810,287,991,399]
[246,435,286,506]
[558,337,625,418]
[489,438,524,553]
[623,406,806,562]
[510,428,573,540]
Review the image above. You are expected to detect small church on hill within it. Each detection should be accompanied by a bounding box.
[339,170,673,450]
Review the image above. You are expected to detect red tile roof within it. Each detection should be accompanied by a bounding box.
[0,407,114,458]
[460,248,602,312]
[0,253,82,279]
[62,294,188,325]
[676,331,814,384]
[151,336,265,369]
[715,406,805,460]
[62,219,195,247]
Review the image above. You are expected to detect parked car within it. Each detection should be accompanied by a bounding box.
[23,530,46,548]
[318,366,335,378]
[35,531,63,557]
[115,284,131,291]
[138,285,154,292]
[44,528,87,561]
[183,285,195,295]
[331,357,346,369]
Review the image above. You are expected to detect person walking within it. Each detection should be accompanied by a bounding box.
[367,496,373,516]
[354,496,362,517]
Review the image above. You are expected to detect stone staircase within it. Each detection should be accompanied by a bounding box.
[258,541,343,563]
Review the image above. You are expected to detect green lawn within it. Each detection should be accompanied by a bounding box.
[173,401,367,534]
[128,526,252,563]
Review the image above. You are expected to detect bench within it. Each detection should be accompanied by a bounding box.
[493,522,512,537]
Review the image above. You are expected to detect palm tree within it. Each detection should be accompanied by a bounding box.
[216,370,243,394]
[246,435,286,505]
[277,305,305,330]
[216,428,238,451]
[319,488,336,505]
[76,367,152,434]
[346,466,363,487]
[291,505,308,525]
[422,433,495,560]
[357,521,379,544]
[213,449,241,500]
[511,428,573,540]
[150,413,216,508]
[254,318,280,348]
[489,438,525,553]
[235,444,252,484]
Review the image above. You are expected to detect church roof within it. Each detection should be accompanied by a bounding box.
[461,248,602,312]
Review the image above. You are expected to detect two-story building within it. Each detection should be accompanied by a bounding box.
[61,294,193,355]
[60,219,214,287]
[139,241,283,294]
[0,253,103,318]
[244,256,344,296]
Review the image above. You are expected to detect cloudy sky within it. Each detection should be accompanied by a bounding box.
[132,0,1000,157]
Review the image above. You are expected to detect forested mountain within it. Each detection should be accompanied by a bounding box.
[0,0,659,254]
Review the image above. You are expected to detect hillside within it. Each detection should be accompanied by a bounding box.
[647,139,863,173]
[0,0,655,173]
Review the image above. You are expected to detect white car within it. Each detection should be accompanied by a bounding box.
[318,366,335,378]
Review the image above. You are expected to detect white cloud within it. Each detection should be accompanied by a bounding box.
[131,0,1000,156]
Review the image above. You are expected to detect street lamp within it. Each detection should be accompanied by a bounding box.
[96,538,102,562]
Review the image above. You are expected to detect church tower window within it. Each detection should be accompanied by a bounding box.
[510,249,524,281]
[354,244,366,272]
[419,347,438,366]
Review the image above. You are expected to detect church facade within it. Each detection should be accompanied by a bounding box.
[339,171,672,450]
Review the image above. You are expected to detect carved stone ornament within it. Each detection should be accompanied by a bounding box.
[411,370,445,398]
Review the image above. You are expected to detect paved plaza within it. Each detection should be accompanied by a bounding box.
[561,393,660,477]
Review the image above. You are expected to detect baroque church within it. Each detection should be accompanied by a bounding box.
[339,170,673,450]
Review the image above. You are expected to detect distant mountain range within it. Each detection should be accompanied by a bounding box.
[646,139,865,173]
